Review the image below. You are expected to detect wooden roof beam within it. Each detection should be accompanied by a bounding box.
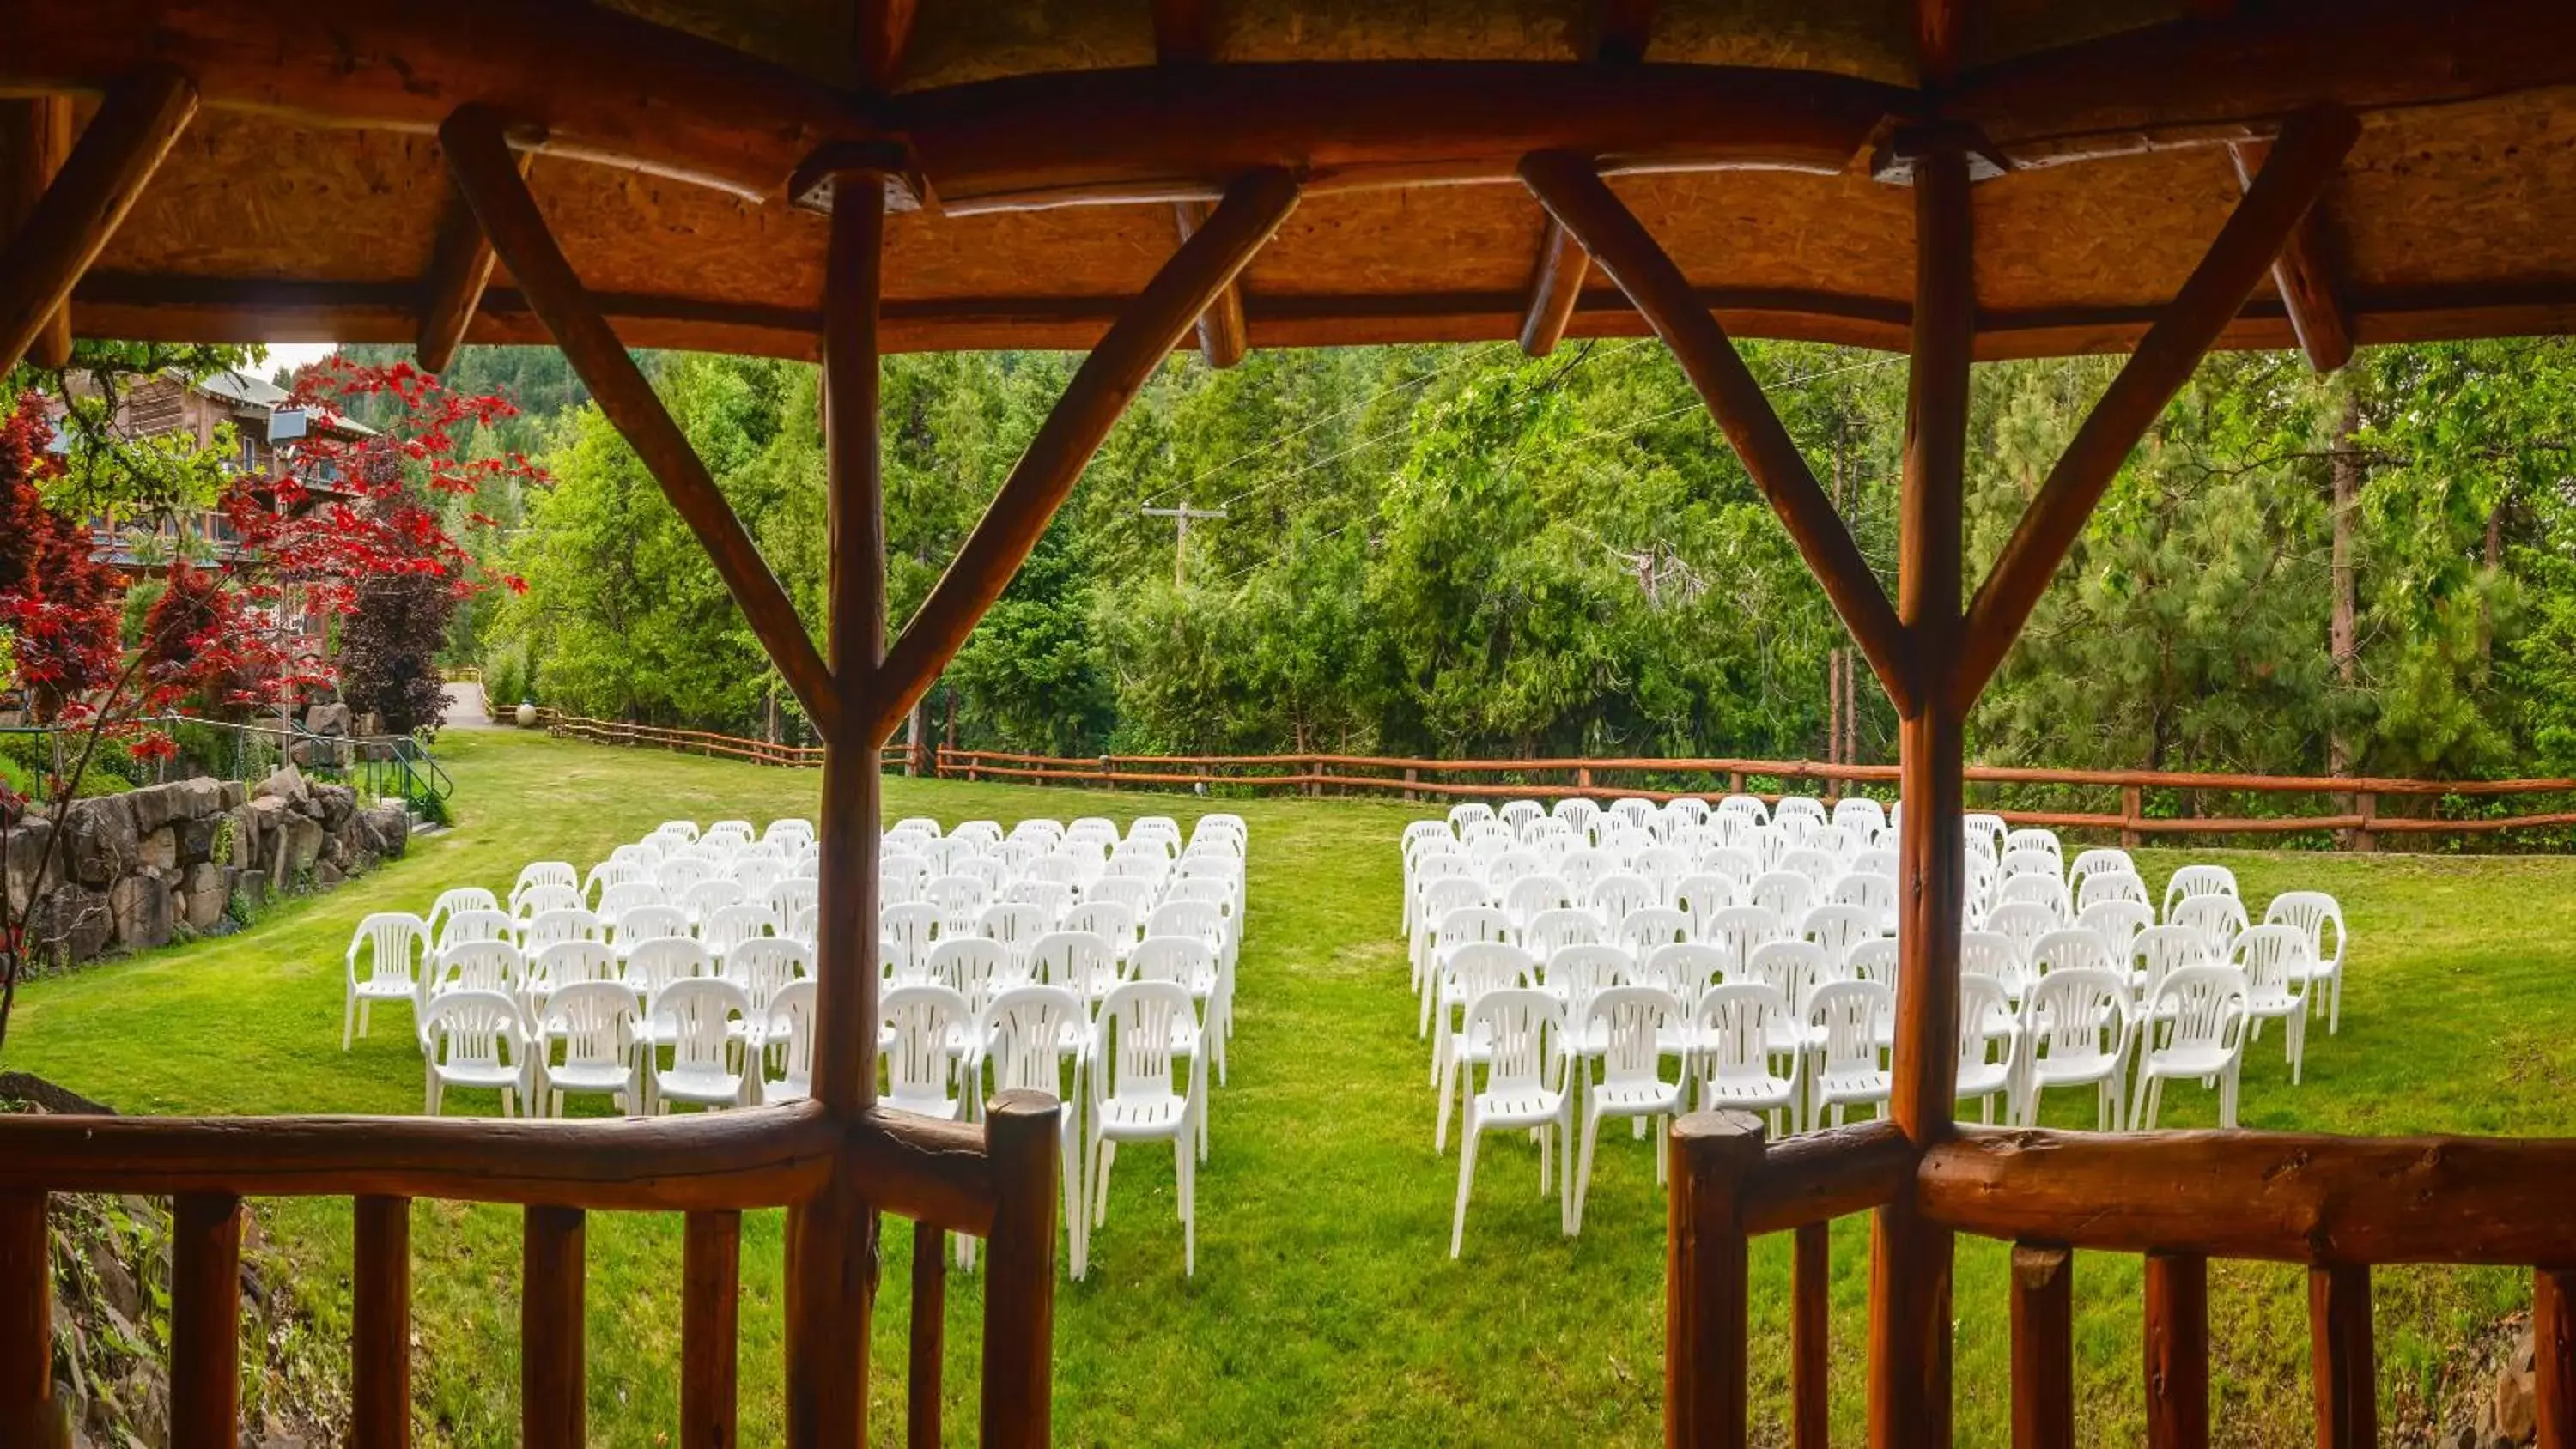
[415,146,529,374]
[440,105,843,737]
[872,168,1300,743]
[1917,0,1965,89]
[1520,149,1918,718]
[0,96,74,367]
[2228,137,2352,373]
[1951,105,2360,713]
[856,0,920,93]
[1516,0,1656,359]
[1151,1,1252,368]
[0,68,193,379]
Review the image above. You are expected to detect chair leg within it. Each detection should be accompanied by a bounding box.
[1434,1056,1458,1155]
[2330,972,2342,1035]
[1449,1124,1480,1259]
[1178,1134,1195,1278]
[343,993,357,1052]
[1573,1113,1599,1234]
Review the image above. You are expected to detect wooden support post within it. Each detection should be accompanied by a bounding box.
[416,146,531,373]
[2227,139,2353,374]
[786,161,892,1449]
[522,1205,586,1449]
[2308,1264,2375,1449]
[1171,200,1250,367]
[2121,785,2144,850]
[1520,150,1918,718]
[1668,1111,1765,1449]
[1952,105,2360,711]
[0,69,196,379]
[1792,1222,1830,1449]
[0,1194,48,1446]
[2351,792,2378,853]
[440,105,842,737]
[2009,1246,2075,1449]
[170,1193,243,1449]
[873,168,1299,740]
[0,98,75,368]
[352,1196,412,1449]
[908,1225,946,1449]
[2539,1269,2576,1449]
[2143,1252,2210,1449]
[982,1091,1062,1449]
[681,1210,741,1449]
[1519,220,1592,358]
[1872,129,1975,1449]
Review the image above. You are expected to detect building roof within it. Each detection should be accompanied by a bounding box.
[15,0,2576,361]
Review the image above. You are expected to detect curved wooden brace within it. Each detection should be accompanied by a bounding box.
[0,67,194,377]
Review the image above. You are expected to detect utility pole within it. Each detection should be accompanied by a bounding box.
[1141,498,1227,586]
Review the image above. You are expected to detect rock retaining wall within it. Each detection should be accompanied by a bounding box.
[3,765,410,968]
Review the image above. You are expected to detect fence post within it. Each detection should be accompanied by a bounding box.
[2352,792,2378,853]
[2120,785,2143,850]
[1577,766,1593,793]
[981,1091,1060,1448]
[1403,767,1419,803]
[1729,770,1744,795]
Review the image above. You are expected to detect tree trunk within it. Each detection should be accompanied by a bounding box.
[2328,391,2361,779]
[906,695,927,777]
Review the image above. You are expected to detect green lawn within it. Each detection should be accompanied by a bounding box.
[9,729,2575,1445]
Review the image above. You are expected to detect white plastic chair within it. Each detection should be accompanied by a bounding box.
[526,939,621,1020]
[2161,864,2241,922]
[610,903,691,962]
[976,985,1091,1275]
[652,979,753,1113]
[882,983,972,1120]
[436,906,518,954]
[342,911,429,1050]
[699,902,777,964]
[2233,924,2314,1085]
[425,886,500,939]
[927,936,1012,1012]
[1569,986,1686,1233]
[422,989,532,1117]
[2169,894,2251,959]
[1805,979,1893,1127]
[724,937,809,1013]
[2129,924,2211,1012]
[1432,941,1538,1151]
[2263,891,2349,1033]
[1692,982,1801,1134]
[531,979,640,1117]
[510,882,585,925]
[520,906,607,958]
[2131,964,2250,1129]
[1747,870,1813,924]
[2018,967,2130,1130]
[1960,930,2028,1002]
[1449,987,1571,1258]
[428,937,526,1004]
[1027,930,1120,1003]
[1089,980,1206,1276]
[1954,973,2018,1124]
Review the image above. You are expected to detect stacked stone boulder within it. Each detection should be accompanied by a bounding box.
[4,765,410,969]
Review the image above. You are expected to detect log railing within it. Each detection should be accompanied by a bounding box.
[1668,1113,2576,1447]
[0,1095,1061,1446]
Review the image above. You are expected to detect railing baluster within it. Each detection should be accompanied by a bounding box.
[2308,1263,2376,1449]
[982,1092,1064,1449]
[352,1196,412,1449]
[0,1193,49,1442]
[1668,1111,1765,1449]
[522,1205,586,1449]
[2537,1269,2574,1449]
[1792,1222,1829,1449]
[170,1192,243,1446]
[682,1210,741,1449]
[909,1225,947,1449]
[2144,1251,2210,1449]
[2010,1244,2075,1449]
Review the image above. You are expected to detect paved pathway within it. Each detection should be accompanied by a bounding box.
[442,681,499,729]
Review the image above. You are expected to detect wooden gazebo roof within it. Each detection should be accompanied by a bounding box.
[8,0,2575,370]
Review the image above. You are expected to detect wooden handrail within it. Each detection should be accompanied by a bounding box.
[1740,1119,1918,1235]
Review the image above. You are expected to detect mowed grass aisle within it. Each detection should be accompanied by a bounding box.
[9,730,2576,1445]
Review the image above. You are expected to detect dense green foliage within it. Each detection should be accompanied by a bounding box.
[466,337,2576,779]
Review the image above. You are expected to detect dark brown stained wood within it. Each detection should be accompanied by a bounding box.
[681,1210,740,1449]
[857,0,920,92]
[1151,0,1216,64]
[1952,104,2360,714]
[2010,1246,2075,1449]
[897,63,1911,213]
[0,0,872,201]
[0,1098,840,1210]
[1740,1119,1918,1235]
[0,1194,46,1439]
[1173,198,1250,368]
[908,1225,946,1449]
[0,67,192,378]
[440,106,842,739]
[1517,219,1590,359]
[2541,1270,2576,1449]
[1917,0,1965,88]
[1668,1112,1765,1449]
[352,1196,411,1449]
[2309,1264,2375,1449]
[1951,0,2576,169]
[2228,138,2354,373]
[1594,0,1657,64]
[1920,1126,2576,1264]
[415,144,530,374]
[522,1205,586,1449]
[873,167,1298,743]
[981,1091,1062,1449]
[1520,150,1917,719]
[0,97,73,367]
[169,1193,242,1448]
[2145,1252,2211,1449]
[1793,1222,1829,1449]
